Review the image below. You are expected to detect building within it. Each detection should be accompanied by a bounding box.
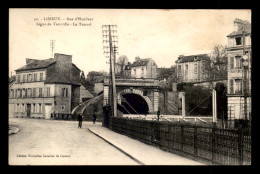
[9,53,81,119]
[226,18,251,120]
[175,54,210,83]
[130,57,157,79]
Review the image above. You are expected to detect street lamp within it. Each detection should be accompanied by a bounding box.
[242,53,249,122]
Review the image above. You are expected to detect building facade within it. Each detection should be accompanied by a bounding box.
[175,54,210,83]
[9,53,81,119]
[130,57,157,79]
[226,18,251,120]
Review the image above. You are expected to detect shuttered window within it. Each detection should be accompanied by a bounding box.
[230,57,234,69]
[230,79,234,94]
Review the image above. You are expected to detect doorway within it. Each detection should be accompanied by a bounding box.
[27,104,31,117]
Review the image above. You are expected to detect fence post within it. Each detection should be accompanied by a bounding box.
[194,127,198,157]
[181,125,184,151]
[238,129,244,165]
[212,127,215,165]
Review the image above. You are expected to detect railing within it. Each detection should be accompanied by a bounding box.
[104,78,159,86]
[110,117,251,165]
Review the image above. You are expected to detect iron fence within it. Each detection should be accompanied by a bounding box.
[109,117,251,165]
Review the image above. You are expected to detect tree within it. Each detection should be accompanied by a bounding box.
[215,82,227,127]
[205,45,228,87]
[116,55,129,76]
[185,86,212,116]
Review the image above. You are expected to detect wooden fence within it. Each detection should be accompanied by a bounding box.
[109,117,251,165]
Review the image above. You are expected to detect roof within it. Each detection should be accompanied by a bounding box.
[131,58,151,67]
[227,23,251,37]
[45,72,80,86]
[15,58,55,72]
[176,54,210,63]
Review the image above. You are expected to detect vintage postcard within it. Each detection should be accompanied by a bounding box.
[9,9,251,165]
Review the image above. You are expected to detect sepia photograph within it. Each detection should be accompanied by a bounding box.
[8,8,251,165]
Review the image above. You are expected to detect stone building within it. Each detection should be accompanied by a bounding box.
[9,53,81,119]
[130,57,157,79]
[175,54,210,83]
[226,18,251,120]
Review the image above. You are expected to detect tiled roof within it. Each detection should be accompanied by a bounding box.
[176,54,210,63]
[131,58,150,67]
[45,73,80,85]
[15,58,55,72]
[227,23,251,37]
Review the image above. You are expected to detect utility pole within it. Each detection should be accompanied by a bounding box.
[50,40,55,58]
[102,25,118,117]
[234,19,250,122]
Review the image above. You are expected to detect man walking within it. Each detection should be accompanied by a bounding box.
[77,113,83,128]
[93,112,97,124]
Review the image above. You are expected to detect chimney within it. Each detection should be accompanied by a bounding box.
[135,56,140,61]
[26,58,37,65]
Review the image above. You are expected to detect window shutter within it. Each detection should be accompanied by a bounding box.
[230,79,234,94]
[230,57,234,69]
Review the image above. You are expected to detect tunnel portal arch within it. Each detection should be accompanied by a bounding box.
[117,88,153,114]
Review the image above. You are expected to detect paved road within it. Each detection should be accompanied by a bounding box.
[9,118,137,165]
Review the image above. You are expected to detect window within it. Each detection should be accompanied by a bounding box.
[230,79,234,94]
[33,104,36,113]
[235,37,242,45]
[28,88,32,97]
[194,63,197,74]
[235,56,242,69]
[10,89,14,98]
[16,104,19,113]
[61,105,65,111]
[19,89,22,98]
[40,73,43,81]
[17,75,20,83]
[178,65,182,76]
[22,89,25,98]
[62,88,68,97]
[23,74,26,82]
[39,88,43,97]
[25,89,27,98]
[34,73,37,81]
[39,104,42,113]
[185,64,188,80]
[15,89,17,98]
[230,57,234,69]
[235,79,242,94]
[46,87,50,97]
[33,88,36,97]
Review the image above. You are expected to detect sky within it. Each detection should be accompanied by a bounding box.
[9,9,251,76]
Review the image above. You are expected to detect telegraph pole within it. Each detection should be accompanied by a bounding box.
[50,40,55,58]
[102,25,118,117]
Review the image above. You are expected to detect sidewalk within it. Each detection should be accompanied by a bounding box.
[88,125,205,165]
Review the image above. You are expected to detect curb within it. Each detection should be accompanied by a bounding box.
[9,126,20,135]
[88,128,145,165]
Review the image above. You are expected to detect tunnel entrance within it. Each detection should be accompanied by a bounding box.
[117,93,149,114]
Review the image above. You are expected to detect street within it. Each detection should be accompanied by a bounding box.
[9,118,137,165]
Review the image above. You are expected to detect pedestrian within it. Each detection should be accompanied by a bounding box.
[77,113,83,128]
[157,110,160,121]
[102,104,111,127]
[93,112,97,124]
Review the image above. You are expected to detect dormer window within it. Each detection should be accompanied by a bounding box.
[235,37,242,45]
